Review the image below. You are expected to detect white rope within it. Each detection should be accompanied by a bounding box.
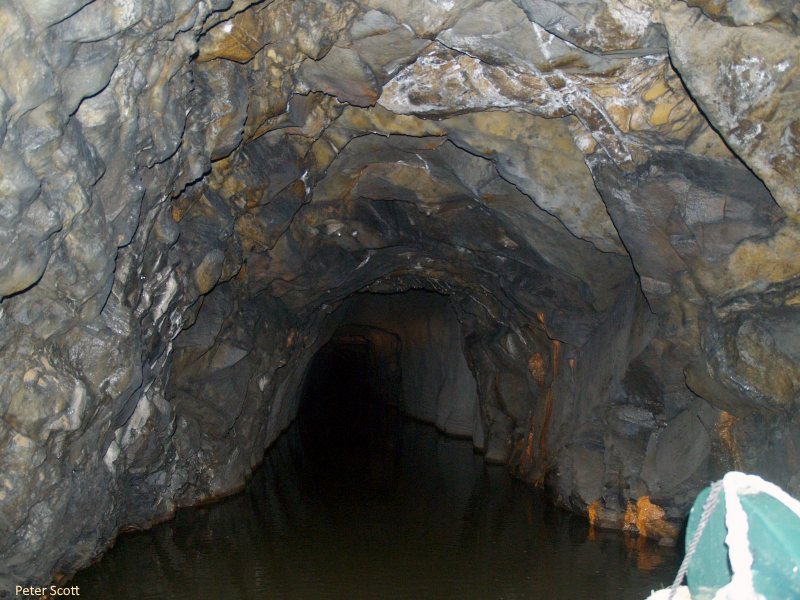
[668,480,724,600]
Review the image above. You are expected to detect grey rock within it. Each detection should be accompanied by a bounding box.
[1,0,798,583]
[512,0,667,54]
[298,45,379,107]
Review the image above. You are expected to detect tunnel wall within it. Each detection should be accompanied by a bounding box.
[1,0,799,588]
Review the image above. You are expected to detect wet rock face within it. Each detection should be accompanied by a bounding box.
[1,0,798,586]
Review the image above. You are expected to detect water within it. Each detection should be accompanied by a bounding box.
[72,344,681,598]
[72,413,680,599]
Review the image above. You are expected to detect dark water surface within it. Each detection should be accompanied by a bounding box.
[74,343,680,598]
[72,410,680,599]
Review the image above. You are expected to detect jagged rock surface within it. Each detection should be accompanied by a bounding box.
[0,0,798,587]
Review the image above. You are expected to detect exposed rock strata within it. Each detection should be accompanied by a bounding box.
[0,0,798,588]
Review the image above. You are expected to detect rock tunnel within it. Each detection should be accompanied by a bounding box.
[1,0,799,588]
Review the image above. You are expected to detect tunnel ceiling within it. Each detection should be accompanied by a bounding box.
[1,0,799,585]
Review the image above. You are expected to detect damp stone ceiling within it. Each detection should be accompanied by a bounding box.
[1,0,799,587]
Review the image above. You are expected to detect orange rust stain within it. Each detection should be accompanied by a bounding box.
[523,429,535,464]
[528,352,547,387]
[587,499,601,527]
[517,413,537,473]
[587,499,602,541]
[552,339,561,373]
[539,388,553,455]
[716,411,743,470]
[623,496,678,540]
[636,539,665,571]
[538,339,561,457]
[511,435,528,473]
[623,532,666,571]
[637,497,664,537]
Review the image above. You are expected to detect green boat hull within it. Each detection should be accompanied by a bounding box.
[686,483,800,599]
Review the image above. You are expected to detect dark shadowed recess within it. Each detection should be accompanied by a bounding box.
[70,320,682,599]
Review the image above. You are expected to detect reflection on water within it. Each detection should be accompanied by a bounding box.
[72,403,680,599]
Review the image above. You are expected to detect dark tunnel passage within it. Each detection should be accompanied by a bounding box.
[294,292,467,499]
[297,333,401,470]
[70,293,685,599]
